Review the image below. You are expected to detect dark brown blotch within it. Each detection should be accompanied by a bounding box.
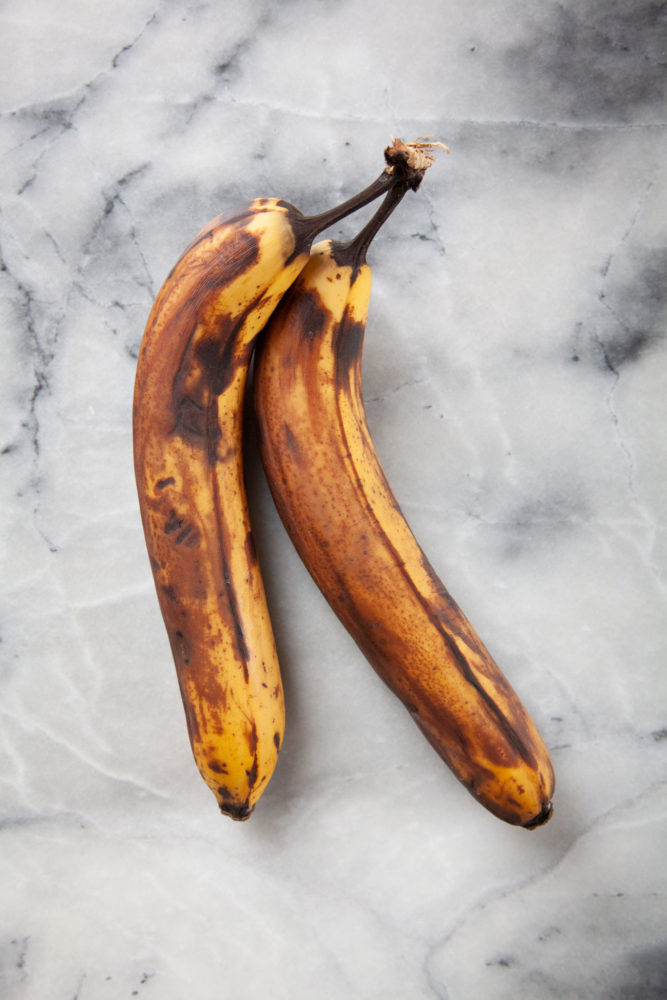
[175,523,200,548]
[283,423,302,463]
[172,628,191,666]
[205,412,223,467]
[245,756,258,790]
[200,304,255,397]
[164,510,184,534]
[292,288,329,344]
[174,395,207,438]
[332,307,365,393]
[206,228,260,290]
[235,622,250,674]
[208,760,228,774]
[194,333,225,379]
[244,528,258,567]
[280,348,294,371]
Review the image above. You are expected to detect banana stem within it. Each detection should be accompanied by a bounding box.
[300,169,395,241]
[298,137,445,244]
[331,181,409,271]
[316,137,447,268]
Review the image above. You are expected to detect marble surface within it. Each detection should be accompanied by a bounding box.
[1,0,666,997]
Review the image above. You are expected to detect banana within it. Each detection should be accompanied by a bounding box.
[253,180,556,828]
[133,153,416,819]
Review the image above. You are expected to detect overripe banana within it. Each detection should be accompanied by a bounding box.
[253,179,555,827]
[133,147,424,818]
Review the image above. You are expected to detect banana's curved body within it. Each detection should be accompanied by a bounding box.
[133,174,397,818]
[253,239,555,827]
[134,200,308,818]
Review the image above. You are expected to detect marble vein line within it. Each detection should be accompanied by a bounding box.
[2,96,664,153]
[0,2,270,124]
[15,103,88,196]
[0,809,89,833]
[170,98,667,132]
[599,169,661,289]
[0,6,160,124]
[2,708,172,804]
[87,163,156,300]
[0,235,59,475]
[109,6,160,72]
[594,168,667,596]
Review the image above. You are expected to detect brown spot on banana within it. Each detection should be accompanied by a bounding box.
[246,720,258,756]
[244,528,257,565]
[208,760,228,775]
[332,310,365,395]
[291,288,329,344]
[283,423,303,463]
[245,757,258,789]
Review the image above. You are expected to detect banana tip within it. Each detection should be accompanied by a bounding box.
[219,801,254,822]
[523,800,553,830]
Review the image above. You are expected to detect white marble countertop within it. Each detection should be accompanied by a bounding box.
[1,1,666,997]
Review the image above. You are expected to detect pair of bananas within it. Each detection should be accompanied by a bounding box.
[133,139,555,828]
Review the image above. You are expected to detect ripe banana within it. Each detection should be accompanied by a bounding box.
[133,153,417,819]
[253,183,556,828]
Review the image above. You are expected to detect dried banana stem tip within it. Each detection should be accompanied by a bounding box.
[384,136,450,189]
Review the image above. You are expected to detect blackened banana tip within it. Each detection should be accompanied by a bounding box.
[219,801,254,822]
[523,800,553,830]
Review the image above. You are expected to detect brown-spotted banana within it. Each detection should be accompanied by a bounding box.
[252,172,556,828]
[133,147,424,819]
